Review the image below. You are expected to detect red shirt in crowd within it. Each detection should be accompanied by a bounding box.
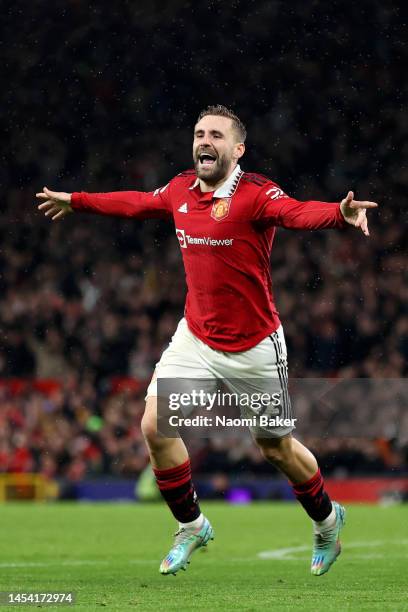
[71,165,346,352]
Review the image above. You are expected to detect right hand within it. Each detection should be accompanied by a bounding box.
[36,186,73,221]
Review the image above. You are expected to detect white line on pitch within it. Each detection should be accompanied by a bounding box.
[257,539,408,560]
[0,540,407,569]
[0,560,158,569]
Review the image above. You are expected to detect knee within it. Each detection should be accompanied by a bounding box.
[141,402,162,447]
[141,400,172,451]
[256,436,293,467]
[141,411,157,443]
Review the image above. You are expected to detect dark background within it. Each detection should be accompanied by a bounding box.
[0,1,406,486]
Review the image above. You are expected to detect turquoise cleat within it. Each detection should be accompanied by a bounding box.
[160,517,214,575]
[311,501,346,576]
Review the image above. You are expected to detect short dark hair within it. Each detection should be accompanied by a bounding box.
[196,104,247,142]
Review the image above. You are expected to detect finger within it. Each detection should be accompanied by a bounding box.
[361,217,369,236]
[36,192,48,199]
[38,200,53,210]
[43,186,59,199]
[345,190,354,204]
[44,206,60,217]
[51,209,67,221]
[358,213,370,238]
[354,210,365,228]
[349,201,378,209]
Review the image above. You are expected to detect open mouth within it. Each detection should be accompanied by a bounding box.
[198,152,217,166]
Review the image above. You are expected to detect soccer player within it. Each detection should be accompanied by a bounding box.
[36,105,377,577]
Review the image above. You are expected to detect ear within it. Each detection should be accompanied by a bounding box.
[234,142,245,161]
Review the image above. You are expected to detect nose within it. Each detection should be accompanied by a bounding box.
[200,133,212,147]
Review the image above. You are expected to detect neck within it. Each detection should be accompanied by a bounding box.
[199,162,237,193]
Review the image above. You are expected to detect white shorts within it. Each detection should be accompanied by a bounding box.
[146,318,294,437]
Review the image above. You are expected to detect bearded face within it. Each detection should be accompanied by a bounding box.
[192,115,244,187]
[193,148,231,185]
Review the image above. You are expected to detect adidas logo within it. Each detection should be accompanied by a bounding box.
[178,202,188,213]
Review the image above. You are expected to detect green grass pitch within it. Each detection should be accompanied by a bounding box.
[0,502,407,611]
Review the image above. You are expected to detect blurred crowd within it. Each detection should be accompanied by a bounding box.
[1,1,406,485]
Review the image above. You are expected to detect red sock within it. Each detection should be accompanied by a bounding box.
[153,459,201,523]
[292,469,332,521]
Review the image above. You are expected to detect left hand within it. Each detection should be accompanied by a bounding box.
[340,191,378,236]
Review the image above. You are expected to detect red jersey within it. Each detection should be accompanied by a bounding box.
[71,165,346,352]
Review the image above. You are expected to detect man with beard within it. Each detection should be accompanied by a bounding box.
[36,105,377,577]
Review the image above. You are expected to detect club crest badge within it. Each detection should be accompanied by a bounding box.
[211,198,231,221]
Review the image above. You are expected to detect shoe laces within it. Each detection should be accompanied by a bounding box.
[173,527,196,547]
[313,528,336,550]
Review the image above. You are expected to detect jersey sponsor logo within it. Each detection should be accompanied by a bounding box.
[176,228,187,248]
[153,183,169,196]
[178,202,188,213]
[176,228,233,249]
[211,198,231,221]
[265,186,288,200]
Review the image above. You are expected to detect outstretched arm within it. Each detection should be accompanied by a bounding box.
[253,183,378,234]
[36,183,173,221]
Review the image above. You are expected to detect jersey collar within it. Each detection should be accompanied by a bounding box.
[189,164,243,198]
